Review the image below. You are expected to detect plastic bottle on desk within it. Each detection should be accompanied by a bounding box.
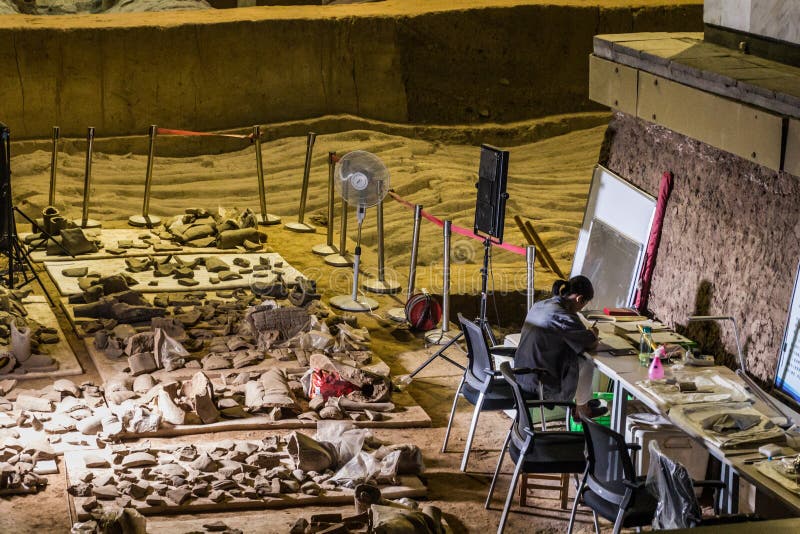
[649,345,665,380]
[639,326,653,367]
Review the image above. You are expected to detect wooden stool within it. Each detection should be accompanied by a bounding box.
[519,473,570,509]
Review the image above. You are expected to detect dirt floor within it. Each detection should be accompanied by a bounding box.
[0,119,610,532]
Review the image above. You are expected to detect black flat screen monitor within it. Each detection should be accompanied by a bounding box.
[474,144,509,243]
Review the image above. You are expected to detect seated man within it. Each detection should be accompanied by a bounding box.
[514,275,606,420]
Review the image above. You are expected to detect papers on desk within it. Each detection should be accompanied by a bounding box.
[670,402,785,449]
[625,331,695,346]
[756,457,800,494]
[596,332,637,355]
[612,319,670,333]
[636,369,753,408]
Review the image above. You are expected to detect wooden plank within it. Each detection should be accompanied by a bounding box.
[82,338,390,383]
[0,296,82,381]
[21,228,230,263]
[110,390,430,438]
[45,252,304,296]
[64,446,427,520]
[589,55,638,115]
[148,513,454,534]
[637,71,785,171]
[786,118,800,177]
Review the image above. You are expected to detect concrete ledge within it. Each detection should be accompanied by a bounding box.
[0,1,703,138]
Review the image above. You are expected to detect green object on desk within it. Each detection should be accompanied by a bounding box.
[570,391,613,432]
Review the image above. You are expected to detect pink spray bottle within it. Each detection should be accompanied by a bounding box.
[648,345,665,380]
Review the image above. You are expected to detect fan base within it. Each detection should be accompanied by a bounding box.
[128,214,161,228]
[284,221,316,233]
[330,295,378,312]
[74,218,102,229]
[362,278,402,294]
[387,307,407,322]
[256,213,281,225]
[425,328,460,345]
[324,253,353,267]
[312,243,337,256]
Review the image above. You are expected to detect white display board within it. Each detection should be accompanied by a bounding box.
[774,260,800,407]
[571,165,656,309]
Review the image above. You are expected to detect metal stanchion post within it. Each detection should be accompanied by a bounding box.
[388,204,422,321]
[527,245,536,310]
[74,126,101,229]
[285,131,317,233]
[426,220,458,344]
[363,200,401,294]
[129,125,162,228]
[252,125,280,225]
[313,151,338,255]
[325,197,352,267]
[47,126,59,207]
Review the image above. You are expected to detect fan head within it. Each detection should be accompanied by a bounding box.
[334,150,390,208]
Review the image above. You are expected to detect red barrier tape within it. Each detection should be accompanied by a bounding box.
[387,191,526,256]
[156,127,253,141]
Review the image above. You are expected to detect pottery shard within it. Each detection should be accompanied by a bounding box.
[81,497,99,512]
[62,266,88,277]
[128,481,149,500]
[83,454,110,469]
[188,372,219,424]
[157,389,186,426]
[128,352,158,376]
[133,374,156,394]
[16,394,54,413]
[93,485,119,500]
[167,487,192,505]
[205,257,230,273]
[217,270,242,282]
[53,379,80,397]
[202,353,232,371]
[189,452,218,473]
[122,452,158,469]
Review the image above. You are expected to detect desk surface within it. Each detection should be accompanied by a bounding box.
[586,347,800,513]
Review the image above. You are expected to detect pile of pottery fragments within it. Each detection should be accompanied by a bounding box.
[0,287,60,375]
[68,424,423,519]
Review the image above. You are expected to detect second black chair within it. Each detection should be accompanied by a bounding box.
[487,361,587,534]
[567,416,656,534]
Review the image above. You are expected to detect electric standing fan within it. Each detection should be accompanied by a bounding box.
[329,151,389,312]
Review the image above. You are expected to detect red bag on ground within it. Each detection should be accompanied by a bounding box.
[310,368,359,400]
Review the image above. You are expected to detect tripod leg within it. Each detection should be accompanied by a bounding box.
[13,239,54,306]
[409,332,465,378]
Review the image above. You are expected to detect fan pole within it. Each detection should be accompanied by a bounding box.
[313,151,339,255]
[252,124,280,226]
[330,204,378,312]
[129,125,162,228]
[74,126,101,229]
[47,126,59,208]
[363,199,401,294]
[285,131,317,233]
[426,220,459,344]
[325,197,352,267]
[388,203,422,322]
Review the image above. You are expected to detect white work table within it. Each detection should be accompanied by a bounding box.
[502,326,800,514]
[586,346,800,515]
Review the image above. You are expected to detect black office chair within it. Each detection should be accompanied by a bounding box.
[442,314,520,472]
[487,361,587,534]
[567,416,656,534]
